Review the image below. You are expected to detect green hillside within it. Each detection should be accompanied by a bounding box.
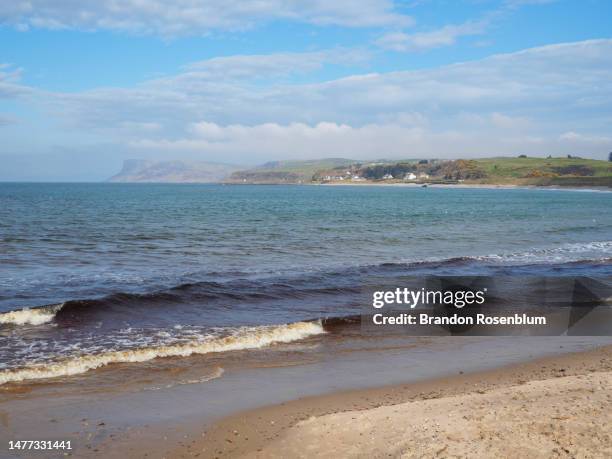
[349,156,612,187]
[226,156,612,187]
[476,157,610,176]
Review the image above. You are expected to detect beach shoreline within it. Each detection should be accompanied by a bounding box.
[74,343,612,458]
[219,181,612,192]
[317,181,612,192]
[191,345,612,458]
[1,183,610,459]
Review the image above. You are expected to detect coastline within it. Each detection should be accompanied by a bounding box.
[219,181,612,192]
[318,181,612,192]
[70,342,612,458]
[180,344,612,458]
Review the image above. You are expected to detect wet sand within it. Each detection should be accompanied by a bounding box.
[2,338,611,458]
[178,345,612,458]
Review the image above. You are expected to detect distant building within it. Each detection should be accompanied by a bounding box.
[404,173,417,180]
[418,173,430,179]
[351,175,365,181]
[382,173,394,180]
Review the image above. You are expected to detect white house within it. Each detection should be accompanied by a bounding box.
[418,173,430,179]
[404,173,417,180]
[382,173,394,180]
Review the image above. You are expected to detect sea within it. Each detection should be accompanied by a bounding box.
[1,183,611,386]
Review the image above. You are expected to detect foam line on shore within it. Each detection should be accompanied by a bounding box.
[0,321,324,385]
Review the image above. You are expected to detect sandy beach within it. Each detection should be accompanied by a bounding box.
[53,343,612,458]
[254,371,611,458]
[167,345,612,459]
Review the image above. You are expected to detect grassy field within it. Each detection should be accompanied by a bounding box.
[475,157,610,176]
[470,157,612,186]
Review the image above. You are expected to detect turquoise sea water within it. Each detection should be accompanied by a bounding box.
[2,184,611,310]
[0,183,611,382]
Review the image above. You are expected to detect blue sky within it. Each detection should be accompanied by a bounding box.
[0,0,611,180]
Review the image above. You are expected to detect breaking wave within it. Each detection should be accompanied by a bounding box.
[1,241,610,329]
[0,320,324,385]
[0,304,62,326]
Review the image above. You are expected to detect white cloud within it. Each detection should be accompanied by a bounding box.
[0,63,23,83]
[0,1,412,35]
[78,41,612,115]
[129,121,427,159]
[182,49,370,80]
[559,131,612,144]
[376,0,559,53]
[4,40,612,161]
[128,119,610,163]
[0,63,29,98]
[377,20,488,52]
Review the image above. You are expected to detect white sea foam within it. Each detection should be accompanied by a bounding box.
[0,304,62,326]
[0,320,324,385]
[145,367,225,391]
[478,241,612,264]
[178,367,225,385]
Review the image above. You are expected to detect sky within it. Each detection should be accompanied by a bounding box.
[0,0,611,181]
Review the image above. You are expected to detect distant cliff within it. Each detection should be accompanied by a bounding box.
[108,159,241,183]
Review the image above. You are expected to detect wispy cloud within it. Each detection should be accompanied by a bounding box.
[128,117,612,163]
[51,40,612,160]
[0,63,23,83]
[3,40,612,161]
[0,113,18,126]
[376,19,488,52]
[0,63,29,99]
[376,0,558,53]
[0,0,413,36]
[182,49,370,80]
[559,131,612,144]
